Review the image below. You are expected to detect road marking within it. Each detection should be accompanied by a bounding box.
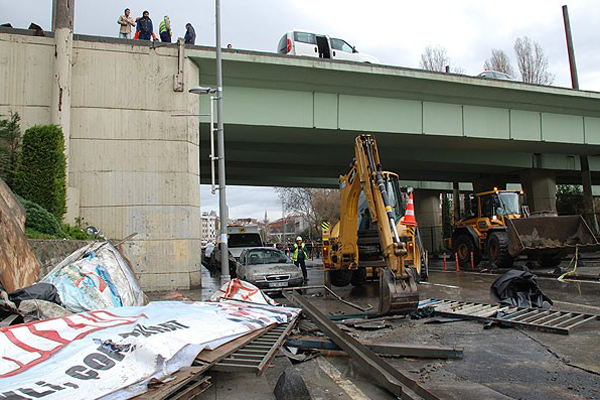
[316,357,370,400]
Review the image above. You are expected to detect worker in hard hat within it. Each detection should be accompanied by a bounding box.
[293,236,309,282]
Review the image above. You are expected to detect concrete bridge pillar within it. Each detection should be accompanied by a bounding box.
[520,169,557,214]
[413,190,442,253]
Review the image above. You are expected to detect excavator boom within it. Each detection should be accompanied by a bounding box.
[327,134,420,314]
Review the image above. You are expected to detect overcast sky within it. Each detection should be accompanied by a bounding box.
[2,1,598,219]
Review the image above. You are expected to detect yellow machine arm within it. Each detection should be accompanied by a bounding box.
[332,135,419,314]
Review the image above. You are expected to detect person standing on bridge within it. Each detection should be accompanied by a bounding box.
[117,8,135,39]
[159,15,172,43]
[293,236,309,282]
[184,23,196,45]
[135,11,157,41]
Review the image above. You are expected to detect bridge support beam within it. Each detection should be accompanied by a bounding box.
[413,190,442,254]
[520,169,557,214]
[472,176,507,193]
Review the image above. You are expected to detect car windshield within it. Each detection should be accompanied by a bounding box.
[497,192,520,215]
[247,249,290,265]
[228,233,263,248]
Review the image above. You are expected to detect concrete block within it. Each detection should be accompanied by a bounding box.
[274,369,312,400]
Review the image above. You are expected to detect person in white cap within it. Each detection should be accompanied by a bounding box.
[293,236,309,282]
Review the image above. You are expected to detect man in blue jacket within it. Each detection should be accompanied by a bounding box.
[135,11,157,41]
[184,23,196,45]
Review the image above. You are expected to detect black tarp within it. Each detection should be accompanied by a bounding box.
[9,282,61,307]
[490,268,553,308]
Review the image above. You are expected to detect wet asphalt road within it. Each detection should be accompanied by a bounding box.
[183,260,600,400]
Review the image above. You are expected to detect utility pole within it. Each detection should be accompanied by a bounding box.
[562,5,599,234]
[562,5,579,90]
[51,0,74,169]
[215,0,230,283]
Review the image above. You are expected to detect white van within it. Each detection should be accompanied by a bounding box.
[277,30,379,64]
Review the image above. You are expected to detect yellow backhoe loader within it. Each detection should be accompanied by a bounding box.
[322,134,425,314]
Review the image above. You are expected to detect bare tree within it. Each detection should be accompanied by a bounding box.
[514,36,554,85]
[275,187,340,237]
[419,45,464,73]
[484,49,515,76]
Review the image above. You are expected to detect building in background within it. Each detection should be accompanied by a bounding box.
[267,214,309,243]
[201,211,218,246]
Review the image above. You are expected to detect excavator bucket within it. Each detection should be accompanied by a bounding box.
[506,215,600,258]
[378,268,419,315]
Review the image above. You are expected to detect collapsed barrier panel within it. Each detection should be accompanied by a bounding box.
[283,290,441,400]
[420,298,600,335]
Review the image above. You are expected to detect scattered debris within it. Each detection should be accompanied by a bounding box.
[210,278,277,305]
[18,298,71,321]
[208,318,299,375]
[285,336,464,359]
[520,228,562,248]
[280,345,320,363]
[353,320,391,330]
[284,290,441,399]
[41,241,147,313]
[0,294,300,399]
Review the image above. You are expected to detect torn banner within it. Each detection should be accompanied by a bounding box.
[0,300,300,400]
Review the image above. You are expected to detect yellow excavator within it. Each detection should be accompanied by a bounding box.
[322,134,424,315]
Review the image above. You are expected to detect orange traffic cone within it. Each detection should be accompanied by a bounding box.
[401,192,418,226]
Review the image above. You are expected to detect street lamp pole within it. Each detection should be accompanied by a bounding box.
[215,0,230,283]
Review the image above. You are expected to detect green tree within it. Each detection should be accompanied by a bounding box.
[0,112,22,188]
[15,125,67,220]
[556,184,584,215]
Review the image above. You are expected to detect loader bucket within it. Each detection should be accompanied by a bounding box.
[505,215,600,258]
[378,267,419,315]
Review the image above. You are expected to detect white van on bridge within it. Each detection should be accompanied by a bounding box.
[277,30,379,64]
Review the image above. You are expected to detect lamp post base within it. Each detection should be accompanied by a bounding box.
[220,274,231,285]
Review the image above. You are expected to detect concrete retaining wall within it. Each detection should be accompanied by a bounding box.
[0,32,202,290]
[29,239,92,277]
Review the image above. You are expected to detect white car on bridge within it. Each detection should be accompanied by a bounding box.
[277,30,379,64]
